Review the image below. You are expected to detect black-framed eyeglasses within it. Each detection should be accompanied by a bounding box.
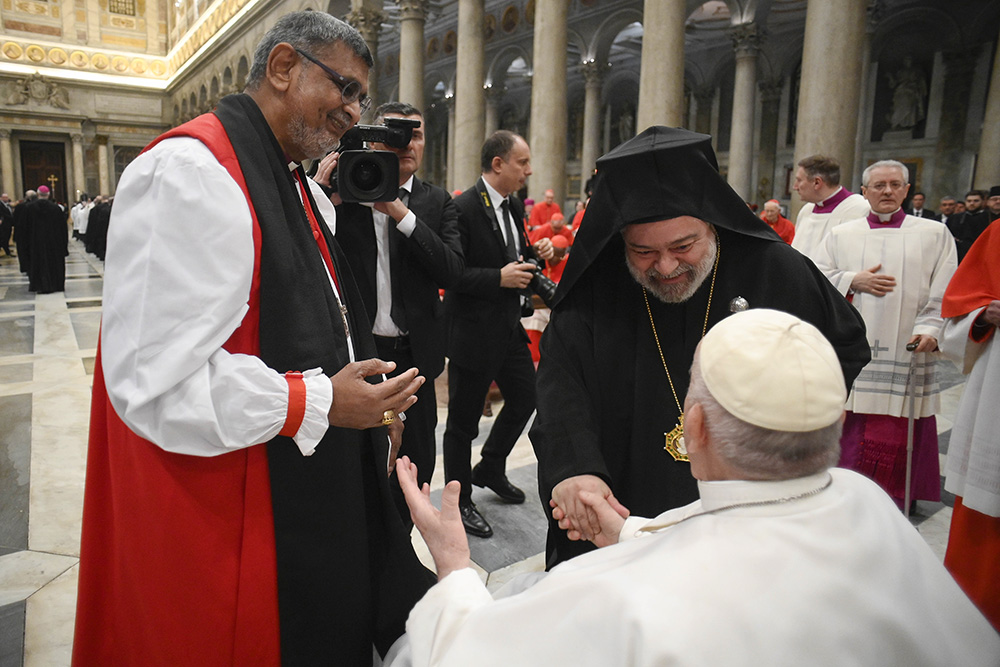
[295,48,372,114]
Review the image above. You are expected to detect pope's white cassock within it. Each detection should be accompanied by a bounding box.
[941,309,1000,517]
[386,469,998,667]
[790,187,869,261]
[813,213,957,418]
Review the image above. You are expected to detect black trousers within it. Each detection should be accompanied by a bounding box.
[443,329,536,503]
[377,336,439,527]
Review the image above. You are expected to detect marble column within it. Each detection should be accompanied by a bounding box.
[397,0,427,112]
[529,0,569,204]
[446,95,457,192]
[484,85,503,138]
[636,0,686,131]
[974,30,1000,188]
[694,87,714,136]
[934,51,979,201]
[727,24,762,201]
[346,4,386,114]
[580,60,606,199]
[71,134,85,200]
[97,138,109,195]
[756,79,783,203]
[453,0,485,190]
[0,130,15,197]
[790,0,867,219]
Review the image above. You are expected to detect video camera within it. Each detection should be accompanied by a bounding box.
[329,117,421,202]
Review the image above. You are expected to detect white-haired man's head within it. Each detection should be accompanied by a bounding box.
[683,309,846,482]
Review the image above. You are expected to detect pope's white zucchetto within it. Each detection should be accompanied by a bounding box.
[699,309,846,432]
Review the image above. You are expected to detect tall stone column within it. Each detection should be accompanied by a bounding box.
[727,24,762,201]
[790,0,867,219]
[580,60,606,199]
[398,0,427,112]
[935,51,979,201]
[693,87,714,136]
[346,4,386,113]
[974,29,1000,188]
[97,138,110,195]
[0,130,14,197]
[446,95,457,191]
[71,133,85,199]
[453,0,485,190]
[756,79,783,203]
[636,0,686,130]
[529,0,569,203]
[484,85,503,138]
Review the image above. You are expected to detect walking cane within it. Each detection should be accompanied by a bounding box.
[903,340,919,519]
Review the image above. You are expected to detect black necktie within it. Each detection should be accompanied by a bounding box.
[500,199,517,261]
[388,187,408,331]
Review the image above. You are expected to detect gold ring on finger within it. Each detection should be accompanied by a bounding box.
[381,409,396,426]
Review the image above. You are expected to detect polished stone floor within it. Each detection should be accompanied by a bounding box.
[0,238,968,666]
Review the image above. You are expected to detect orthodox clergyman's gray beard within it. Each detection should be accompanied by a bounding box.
[288,114,340,161]
[627,237,718,304]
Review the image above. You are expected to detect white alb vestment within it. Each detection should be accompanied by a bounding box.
[103,137,345,458]
[791,188,869,261]
[941,309,1000,517]
[814,214,957,418]
[390,469,998,667]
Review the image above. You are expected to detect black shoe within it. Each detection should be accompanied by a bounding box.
[471,464,526,504]
[460,501,493,538]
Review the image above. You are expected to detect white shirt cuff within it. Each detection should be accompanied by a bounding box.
[396,210,417,237]
[293,368,331,456]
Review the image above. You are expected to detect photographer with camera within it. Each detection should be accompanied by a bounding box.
[323,102,464,527]
[442,130,540,538]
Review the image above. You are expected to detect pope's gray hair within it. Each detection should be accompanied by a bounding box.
[686,352,841,480]
[245,11,372,91]
[862,160,909,188]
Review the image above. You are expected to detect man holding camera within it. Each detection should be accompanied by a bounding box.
[443,130,539,538]
[332,102,465,525]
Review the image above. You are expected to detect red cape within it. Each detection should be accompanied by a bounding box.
[942,220,999,318]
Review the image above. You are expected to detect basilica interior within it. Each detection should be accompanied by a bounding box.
[0,0,998,665]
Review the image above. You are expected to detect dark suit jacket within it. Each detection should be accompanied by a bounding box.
[445,176,537,372]
[335,177,463,379]
[907,207,939,221]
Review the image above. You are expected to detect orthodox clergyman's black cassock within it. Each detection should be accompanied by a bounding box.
[529,127,872,568]
[25,198,68,293]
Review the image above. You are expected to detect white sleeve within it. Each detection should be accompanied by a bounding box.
[913,230,958,338]
[812,228,856,295]
[940,309,987,373]
[102,137,331,457]
[405,568,494,667]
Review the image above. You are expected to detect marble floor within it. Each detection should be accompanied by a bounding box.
[0,238,969,666]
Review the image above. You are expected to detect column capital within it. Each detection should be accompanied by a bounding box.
[345,7,386,42]
[0,129,10,140]
[866,0,886,33]
[71,133,84,143]
[693,85,715,106]
[444,94,455,110]
[483,84,505,101]
[731,23,764,57]
[580,59,609,88]
[398,0,428,21]
[758,78,783,102]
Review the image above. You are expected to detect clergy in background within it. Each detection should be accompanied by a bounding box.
[25,185,68,294]
[790,154,870,261]
[940,223,1000,631]
[760,198,795,244]
[814,159,957,510]
[387,309,1000,666]
[529,126,870,568]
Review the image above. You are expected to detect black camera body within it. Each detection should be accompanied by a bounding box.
[525,258,558,308]
[332,117,420,202]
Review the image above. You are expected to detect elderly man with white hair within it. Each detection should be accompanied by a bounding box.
[387,309,999,667]
[814,159,957,510]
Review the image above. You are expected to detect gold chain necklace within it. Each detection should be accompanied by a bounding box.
[642,239,720,462]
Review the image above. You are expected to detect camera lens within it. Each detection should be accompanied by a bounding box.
[350,158,383,193]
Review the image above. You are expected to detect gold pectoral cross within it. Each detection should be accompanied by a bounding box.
[664,414,689,462]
